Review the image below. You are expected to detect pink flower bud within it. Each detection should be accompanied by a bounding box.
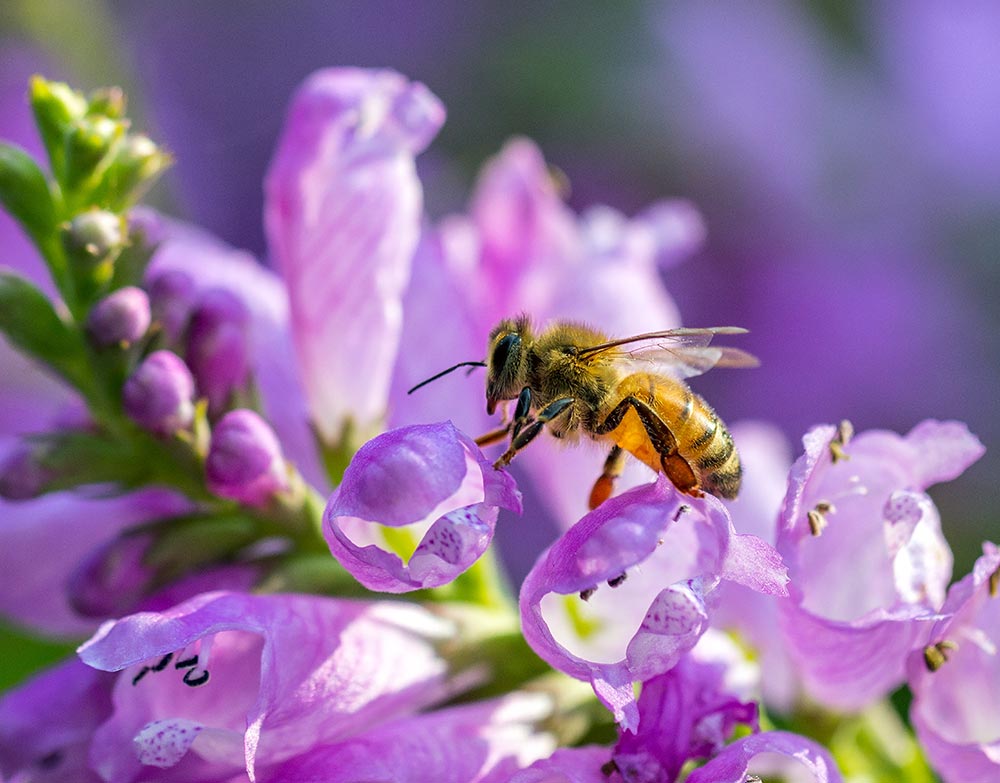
[0,443,50,500]
[147,268,196,341]
[206,409,288,506]
[86,286,151,347]
[123,350,195,436]
[185,288,249,412]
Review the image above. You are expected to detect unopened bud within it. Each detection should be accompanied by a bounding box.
[206,409,288,506]
[68,532,155,617]
[87,286,151,347]
[0,443,50,500]
[28,76,87,176]
[147,268,196,341]
[63,208,126,268]
[63,115,125,193]
[186,289,250,412]
[105,134,172,206]
[87,86,126,119]
[123,350,195,435]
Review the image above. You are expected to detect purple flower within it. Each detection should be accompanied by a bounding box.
[509,747,611,783]
[265,693,555,782]
[185,287,250,413]
[0,658,114,783]
[122,350,195,436]
[685,731,844,783]
[0,439,52,500]
[612,654,757,782]
[77,591,455,781]
[907,542,1000,783]
[775,420,984,709]
[519,476,786,729]
[146,267,196,344]
[206,409,289,506]
[324,422,521,592]
[711,422,801,711]
[86,286,152,348]
[0,488,189,636]
[265,68,445,445]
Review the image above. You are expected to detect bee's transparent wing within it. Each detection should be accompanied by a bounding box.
[578,327,759,380]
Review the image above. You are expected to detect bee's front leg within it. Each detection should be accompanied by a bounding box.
[494,396,575,469]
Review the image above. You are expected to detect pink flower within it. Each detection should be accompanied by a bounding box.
[519,476,786,729]
[325,422,521,592]
[77,591,455,781]
[907,542,1000,783]
[265,693,555,782]
[265,68,445,444]
[775,420,984,709]
[0,658,114,782]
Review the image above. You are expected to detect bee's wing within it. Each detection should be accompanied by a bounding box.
[578,327,759,379]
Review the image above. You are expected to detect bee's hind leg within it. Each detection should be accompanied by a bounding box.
[494,396,574,469]
[589,445,625,509]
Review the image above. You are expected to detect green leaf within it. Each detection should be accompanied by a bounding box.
[0,271,91,394]
[0,143,58,246]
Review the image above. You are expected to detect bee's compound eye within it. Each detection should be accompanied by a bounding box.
[492,333,520,369]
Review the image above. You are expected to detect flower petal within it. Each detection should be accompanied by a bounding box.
[264,68,445,443]
[0,657,113,783]
[908,542,1000,783]
[325,422,520,592]
[685,730,845,783]
[266,693,555,783]
[520,477,783,728]
[78,591,454,782]
[774,421,976,708]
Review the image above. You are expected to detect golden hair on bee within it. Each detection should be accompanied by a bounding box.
[475,317,758,508]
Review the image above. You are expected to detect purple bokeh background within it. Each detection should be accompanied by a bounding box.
[1,0,997,578]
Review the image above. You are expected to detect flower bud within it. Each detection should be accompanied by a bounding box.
[86,286,151,347]
[0,443,50,500]
[206,409,288,506]
[123,350,195,436]
[147,268,196,342]
[62,115,125,193]
[68,532,155,618]
[104,134,172,206]
[86,86,126,119]
[28,76,87,177]
[62,208,126,269]
[186,288,249,412]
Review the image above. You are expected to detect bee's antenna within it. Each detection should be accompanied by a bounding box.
[407,361,487,395]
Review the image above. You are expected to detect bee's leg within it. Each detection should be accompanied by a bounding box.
[594,396,701,496]
[589,445,625,509]
[477,388,532,448]
[475,426,510,448]
[494,397,574,469]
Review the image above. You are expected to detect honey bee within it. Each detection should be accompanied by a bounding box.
[408,316,758,508]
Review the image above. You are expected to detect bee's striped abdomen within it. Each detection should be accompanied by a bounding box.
[642,376,740,500]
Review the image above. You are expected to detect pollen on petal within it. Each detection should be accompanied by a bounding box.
[133,718,203,768]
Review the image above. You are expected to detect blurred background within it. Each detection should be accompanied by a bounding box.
[1,0,997,677]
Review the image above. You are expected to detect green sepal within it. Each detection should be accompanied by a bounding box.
[0,143,58,248]
[29,76,87,181]
[0,270,91,394]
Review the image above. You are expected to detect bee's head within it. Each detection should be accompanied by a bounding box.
[485,316,532,415]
